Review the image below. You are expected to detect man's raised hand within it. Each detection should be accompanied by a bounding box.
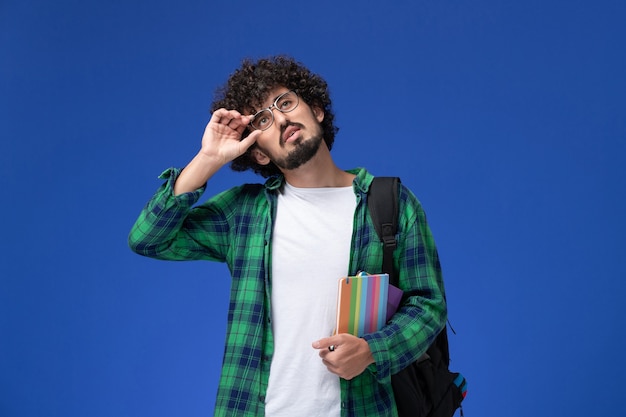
[173,109,261,195]
[200,108,261,166]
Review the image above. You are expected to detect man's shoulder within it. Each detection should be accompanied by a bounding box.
[348,167,374,193]
[212,182,268,202]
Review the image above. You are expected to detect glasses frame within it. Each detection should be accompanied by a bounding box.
[249,90,299,131]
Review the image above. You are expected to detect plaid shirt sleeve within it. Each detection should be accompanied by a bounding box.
[128,167,244,262]
[129,168,274,417]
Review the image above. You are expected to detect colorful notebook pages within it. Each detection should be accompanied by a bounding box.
[336,273,389,337]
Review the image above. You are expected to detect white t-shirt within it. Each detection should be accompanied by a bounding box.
[264,182,357,417]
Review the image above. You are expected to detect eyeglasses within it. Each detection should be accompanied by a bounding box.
[249,90,299,131]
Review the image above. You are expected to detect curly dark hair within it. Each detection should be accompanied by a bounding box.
[210,55,338,178]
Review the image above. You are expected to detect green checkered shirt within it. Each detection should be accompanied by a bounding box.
[128,167,447,417]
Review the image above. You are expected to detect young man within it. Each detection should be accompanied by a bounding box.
[128,55,447,417]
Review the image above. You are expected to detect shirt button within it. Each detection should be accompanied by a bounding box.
[259,395,265,403]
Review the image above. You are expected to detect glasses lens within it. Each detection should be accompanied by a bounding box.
[251,109,273,131]
[250,92,298,131]
[276,91,298,113]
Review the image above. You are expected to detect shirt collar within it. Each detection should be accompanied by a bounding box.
[263,168,374,194]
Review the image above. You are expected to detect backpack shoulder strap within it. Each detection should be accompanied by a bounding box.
[367,176,400,286]
[368,177,453,367]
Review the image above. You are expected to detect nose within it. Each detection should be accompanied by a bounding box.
[272,108,288,127]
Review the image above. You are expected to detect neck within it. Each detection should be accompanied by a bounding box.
[281,142,355,188]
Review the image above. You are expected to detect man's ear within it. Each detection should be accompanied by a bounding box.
[313,106,325,122]
[251,148,271,166]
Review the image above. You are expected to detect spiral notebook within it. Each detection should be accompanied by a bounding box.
[335,272,402,337]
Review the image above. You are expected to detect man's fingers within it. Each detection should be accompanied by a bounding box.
[212,108,240,122]
[205,110,257,150]
[234,115,255,135]
[211,109,253,131]
[312,337,334,350]
[218,110,250,121]
[314,334,374,381]
[313,336,345,358]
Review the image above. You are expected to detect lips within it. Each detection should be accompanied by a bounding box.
[282,125,301,143]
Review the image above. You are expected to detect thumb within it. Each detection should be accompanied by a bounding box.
[239,130,261,151]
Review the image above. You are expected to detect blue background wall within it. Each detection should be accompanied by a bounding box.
[2,1,625,416]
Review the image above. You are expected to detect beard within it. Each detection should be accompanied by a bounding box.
[272,134,324,170]
[256,121,325,171]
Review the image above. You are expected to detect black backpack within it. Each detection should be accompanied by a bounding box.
[368,177,468,417]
